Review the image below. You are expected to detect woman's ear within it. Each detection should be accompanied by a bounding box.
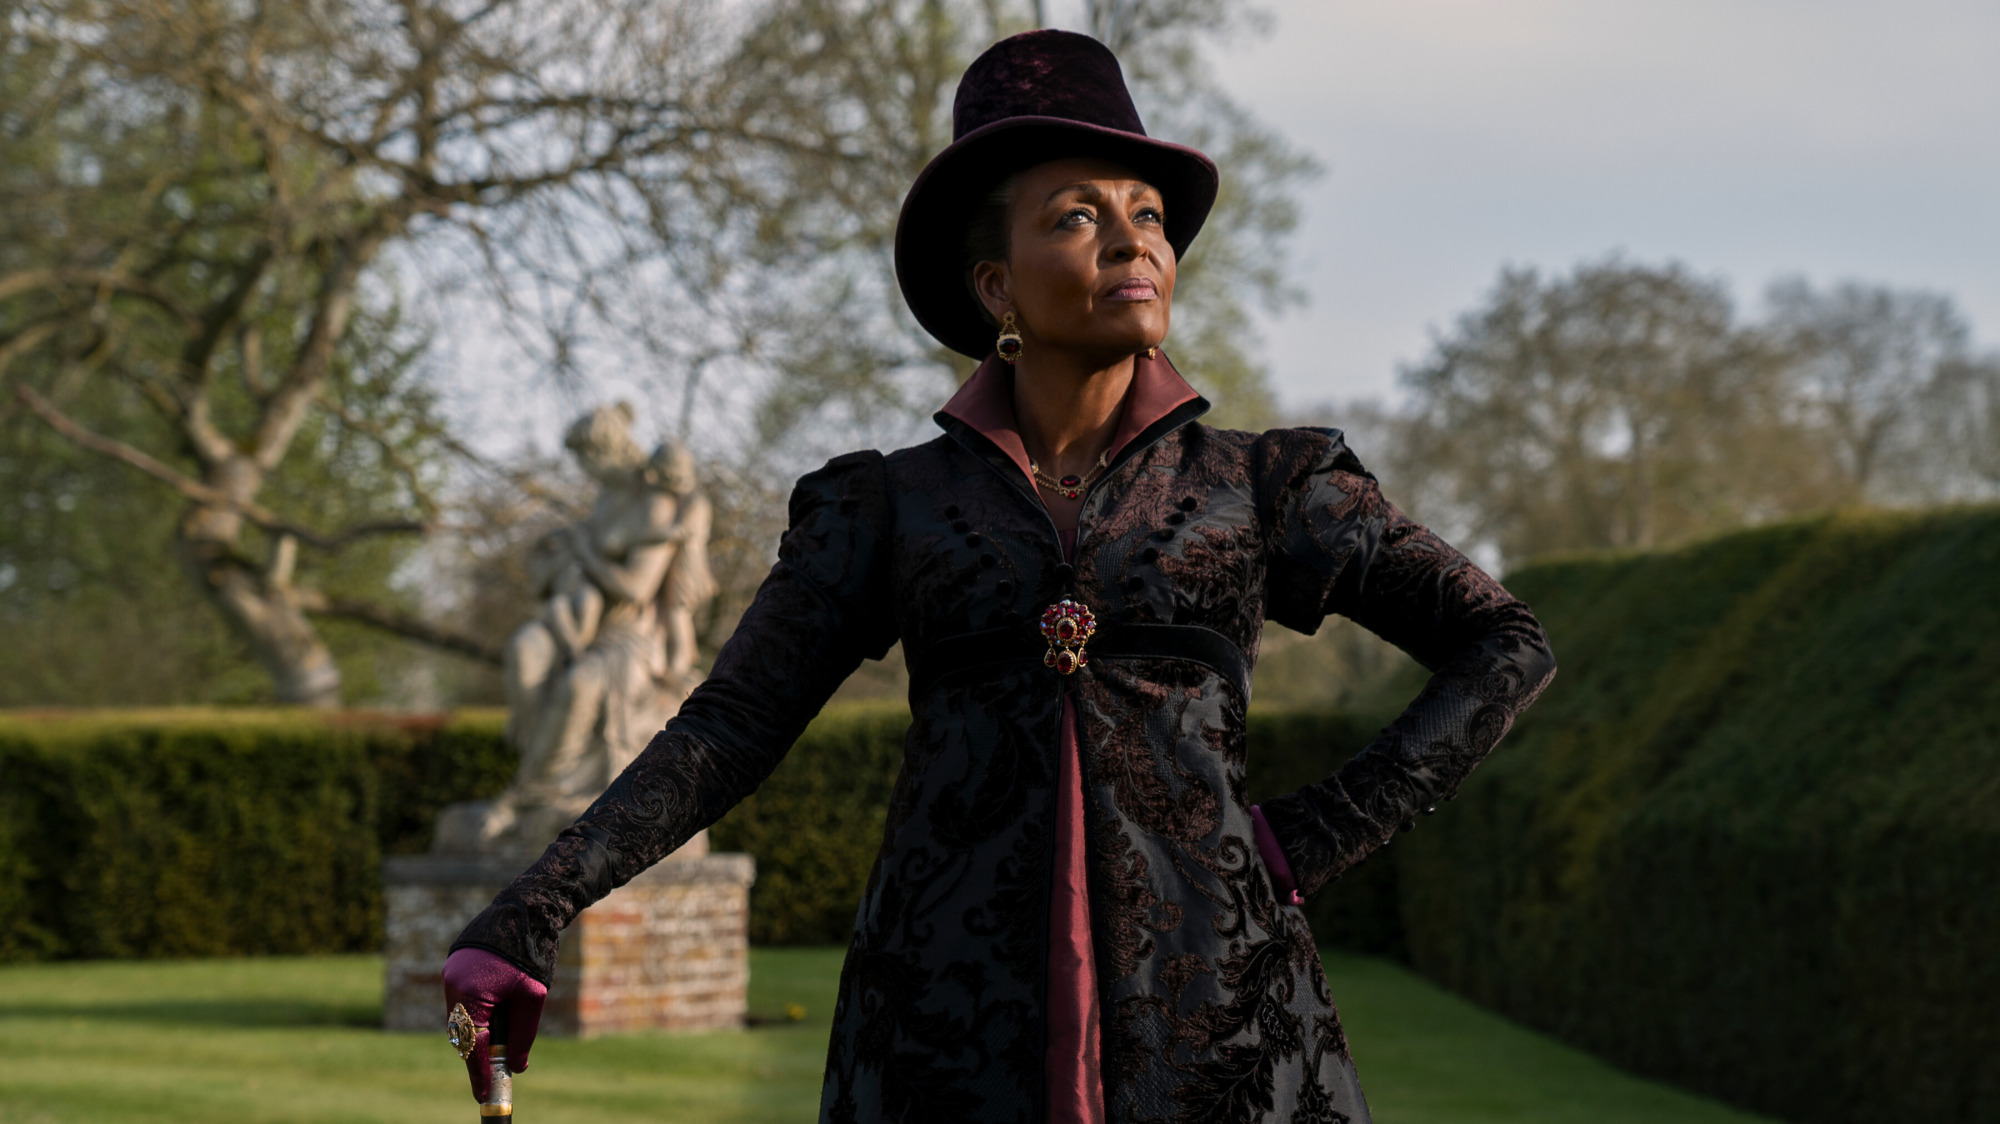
[972,259,1014,326]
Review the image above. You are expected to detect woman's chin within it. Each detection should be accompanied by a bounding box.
[1042,326,1166,362]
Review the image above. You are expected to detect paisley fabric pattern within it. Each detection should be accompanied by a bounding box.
[453,394,1555,1124]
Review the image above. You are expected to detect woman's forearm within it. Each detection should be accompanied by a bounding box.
[1260,621,1554,899]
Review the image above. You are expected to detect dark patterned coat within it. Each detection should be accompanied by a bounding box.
[453,374,1556,1124]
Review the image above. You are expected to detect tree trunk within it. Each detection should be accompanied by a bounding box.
[172,461,343,707]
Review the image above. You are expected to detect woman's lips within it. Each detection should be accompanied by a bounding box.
[1104,278,1158,301]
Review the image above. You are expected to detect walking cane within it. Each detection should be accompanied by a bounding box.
[481,1045,514,1118]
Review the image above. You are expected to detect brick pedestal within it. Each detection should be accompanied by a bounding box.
[382,849,755,1037]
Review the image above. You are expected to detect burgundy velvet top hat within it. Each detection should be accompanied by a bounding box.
[894,29,1221,360]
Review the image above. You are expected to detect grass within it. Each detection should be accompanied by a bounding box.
[0,949,1774,1124]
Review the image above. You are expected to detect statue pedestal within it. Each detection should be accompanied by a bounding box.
[382,844,756,1037]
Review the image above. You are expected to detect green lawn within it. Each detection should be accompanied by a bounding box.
[0,949,1773,1123]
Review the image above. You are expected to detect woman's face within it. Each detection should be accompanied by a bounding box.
[973,157,1174,364]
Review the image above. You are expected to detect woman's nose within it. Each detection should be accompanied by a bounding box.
[1103,224,1149,263]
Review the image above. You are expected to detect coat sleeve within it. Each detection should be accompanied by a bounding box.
[1255,428,1556,900]
[451,451,898,982]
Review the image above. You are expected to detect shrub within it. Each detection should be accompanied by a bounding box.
[0,710,511,961]
[1397,507,2000,1124]
[0,703,1400,959]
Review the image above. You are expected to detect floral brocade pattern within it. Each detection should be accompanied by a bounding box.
[453,410,1555,1124]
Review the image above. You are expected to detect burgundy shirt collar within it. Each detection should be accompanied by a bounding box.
[935,350,1203,486]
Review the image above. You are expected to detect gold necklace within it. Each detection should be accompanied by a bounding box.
[1029,450,1110,500]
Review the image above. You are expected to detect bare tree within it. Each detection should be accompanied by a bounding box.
[1925,354,2000,494]
[2,0,1320,704]
[1765,278,1990,504]
[0,0,727,703]
[1391,259,1837,565]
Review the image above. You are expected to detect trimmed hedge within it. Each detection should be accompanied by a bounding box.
[1396,507,2000,1124]
[0,703,1396,959]
[0,710,514,961]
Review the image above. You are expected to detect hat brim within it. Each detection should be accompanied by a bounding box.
[894,116,1220,360]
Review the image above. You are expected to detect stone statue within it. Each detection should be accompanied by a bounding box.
[434,403,718,857]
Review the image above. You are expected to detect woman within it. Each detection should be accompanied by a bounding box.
[443,29,1555,1124]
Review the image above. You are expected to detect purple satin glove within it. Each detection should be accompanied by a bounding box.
[1250,804,1305,907]
[442,946,548,1103]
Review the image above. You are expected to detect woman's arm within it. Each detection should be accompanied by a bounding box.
[451,451,897,982]
[1255,428,1556,900]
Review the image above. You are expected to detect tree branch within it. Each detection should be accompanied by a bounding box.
[250,226,390,471]
[317,390,443,518]
[0,268,199,328]
[180,242,277,466]
[295,589,505,665]
[12,380,432,551]
[0,323,60,377]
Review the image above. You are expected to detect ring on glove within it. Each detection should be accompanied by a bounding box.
[446,1002,485,1060]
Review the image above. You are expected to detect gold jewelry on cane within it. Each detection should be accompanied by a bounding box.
[447,1002,484,1060]
[1029,450,1109,500]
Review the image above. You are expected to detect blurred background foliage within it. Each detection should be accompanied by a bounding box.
[0,0,1316,707]
[1,0,1995,714]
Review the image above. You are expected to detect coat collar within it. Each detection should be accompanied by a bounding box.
[934,350,1206,489]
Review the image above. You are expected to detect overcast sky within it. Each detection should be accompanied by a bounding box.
[1199,0,2000,409]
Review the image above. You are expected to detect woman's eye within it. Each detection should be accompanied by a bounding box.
[1059,207,1096,228]
[1136,206,1164,224]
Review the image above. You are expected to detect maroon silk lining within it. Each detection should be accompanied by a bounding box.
[936,358,1196,1123]
[1047,528,1106,1123]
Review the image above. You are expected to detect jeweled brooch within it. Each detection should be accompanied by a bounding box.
[447,1002,481,1060]
[1039,598,1097,675]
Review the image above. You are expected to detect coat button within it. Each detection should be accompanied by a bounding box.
[1126,576,1145,592]
[1142,547,1160,563]
[965,532,982,547]
[1166,511,1185,525]
[995,580,1013,596]
[944,505,960,519]
[980,553,996,568]
[952,520,969,533]
[1054,563,1074,585]
[1179,496,1198,511]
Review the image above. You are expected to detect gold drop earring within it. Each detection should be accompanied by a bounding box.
[996,312,1024,364]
